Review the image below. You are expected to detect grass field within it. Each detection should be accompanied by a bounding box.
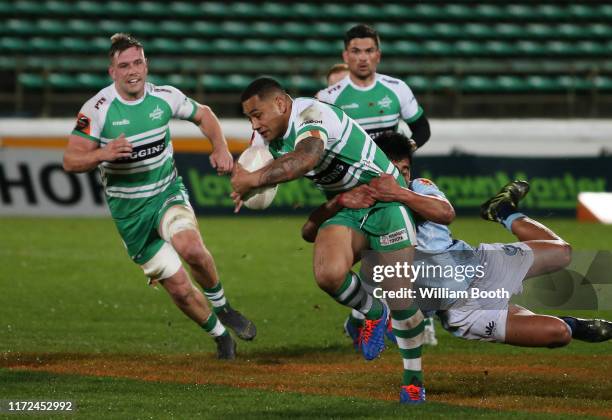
[1,216,611,419]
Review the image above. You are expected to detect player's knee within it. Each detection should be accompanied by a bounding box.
[141,243,182,282]
[557,241,572,269]
[314,265,348,293]
[549,240,572,273]
[170,231,211,268]
[178,244,211,268]
[547,320,572,348]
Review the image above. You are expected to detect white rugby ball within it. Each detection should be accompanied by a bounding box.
[237,145,278,210]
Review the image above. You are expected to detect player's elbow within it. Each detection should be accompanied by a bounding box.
[558,240,572,269]
[408,115,431,148]
[439,204,455,225]
[199,104,213,115]
[194,104,214,125]
[301,223,317,243]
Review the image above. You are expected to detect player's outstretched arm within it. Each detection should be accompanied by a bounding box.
[192,104,233,174]
[231,137,323,196]
[63,134,132,173]
[301,184,376,242]
[370,174,455,225]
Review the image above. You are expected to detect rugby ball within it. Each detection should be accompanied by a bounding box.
[237,145,278,210]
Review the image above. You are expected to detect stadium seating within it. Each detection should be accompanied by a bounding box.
[1,0,611,117]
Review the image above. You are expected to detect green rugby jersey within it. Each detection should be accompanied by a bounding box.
[71,82,198,218]
[317,73,422,139]
[252,97,405,197]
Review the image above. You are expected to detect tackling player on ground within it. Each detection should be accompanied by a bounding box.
[302,131,612,350]
[63,33,256,360]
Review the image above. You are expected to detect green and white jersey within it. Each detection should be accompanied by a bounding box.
[317,73,422,139]
[71,82,198,218]
[252,97,405,197]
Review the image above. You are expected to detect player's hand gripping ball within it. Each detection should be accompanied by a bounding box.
[237,145,278,210]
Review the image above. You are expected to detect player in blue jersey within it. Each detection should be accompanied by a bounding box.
[303,131,611,352]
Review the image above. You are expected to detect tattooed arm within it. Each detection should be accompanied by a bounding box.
[231,137,324,196]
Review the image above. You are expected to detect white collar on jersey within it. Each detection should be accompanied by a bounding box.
[111,82,149,106]
[347,73,380,92]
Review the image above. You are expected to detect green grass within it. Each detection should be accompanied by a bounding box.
[1,217,611,418]
[0,370,578,420]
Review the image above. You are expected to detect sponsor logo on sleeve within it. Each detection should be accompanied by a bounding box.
[75,113,91,135]
[300,119,323,127]
[326,84,342,94]
[382,77,399,85]
[94,97,106,110]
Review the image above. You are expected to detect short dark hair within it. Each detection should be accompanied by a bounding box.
[326,63,349,81]
[344,24,380,49]
[375,131,414,164]
[109,33,143,62]
[241,77,285,102]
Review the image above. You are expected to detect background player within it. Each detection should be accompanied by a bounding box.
[317,24,431,149]
[319,28,437,344]
[62,33,256,359]
[326,63,349,86]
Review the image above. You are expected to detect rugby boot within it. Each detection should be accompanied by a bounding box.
[344,315,362,351]
[480,180,530,222]
[217,306,257,341]
[359,305,388,360]
[400,378,426,404]
[215,333,237,360]
[560,316,612,343]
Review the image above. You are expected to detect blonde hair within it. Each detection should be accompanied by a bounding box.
[326,63,349,81]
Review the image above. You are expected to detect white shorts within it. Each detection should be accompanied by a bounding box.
[439,242,534,342]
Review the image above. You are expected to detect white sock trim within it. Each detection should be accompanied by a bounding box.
[403,358,422,371]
